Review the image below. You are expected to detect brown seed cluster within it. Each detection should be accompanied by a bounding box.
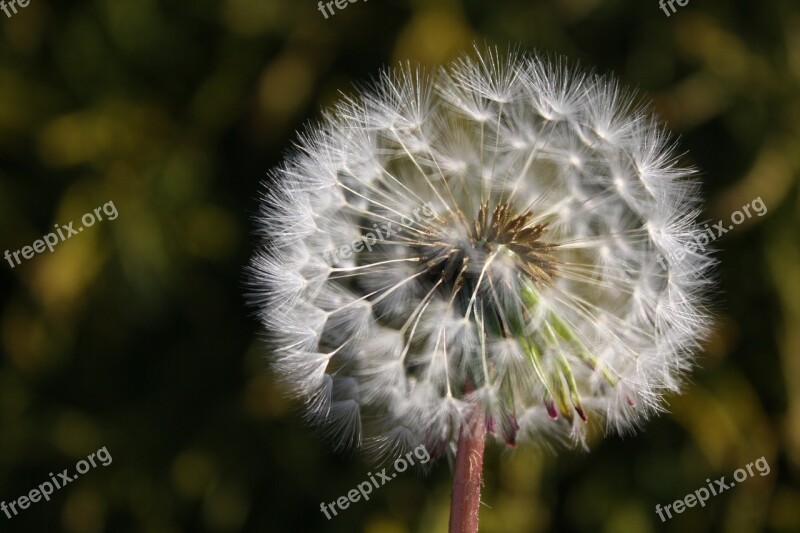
[416,202,558,289]
[471,202,558,285]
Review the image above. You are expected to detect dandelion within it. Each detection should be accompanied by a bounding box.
[247,47,713,532]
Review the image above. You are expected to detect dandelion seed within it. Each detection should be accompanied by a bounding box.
[247,46,714,532]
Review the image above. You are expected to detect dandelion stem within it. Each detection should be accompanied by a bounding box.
[449,396,486,533]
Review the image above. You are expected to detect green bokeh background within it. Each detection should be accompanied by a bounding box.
[1,0,798,531]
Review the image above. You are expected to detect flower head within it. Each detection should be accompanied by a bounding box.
[248,48,713,464]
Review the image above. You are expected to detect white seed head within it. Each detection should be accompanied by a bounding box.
[247,47,714,464]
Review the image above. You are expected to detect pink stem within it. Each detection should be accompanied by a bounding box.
[448,401,487,533]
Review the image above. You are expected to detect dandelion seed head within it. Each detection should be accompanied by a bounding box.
[247,47,714,464]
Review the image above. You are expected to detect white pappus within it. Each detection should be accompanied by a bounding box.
[247,47,714,466]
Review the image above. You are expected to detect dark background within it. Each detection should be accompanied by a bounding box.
[0,0,798,531]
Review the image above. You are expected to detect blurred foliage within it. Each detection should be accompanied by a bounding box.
[0,0,798,531]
